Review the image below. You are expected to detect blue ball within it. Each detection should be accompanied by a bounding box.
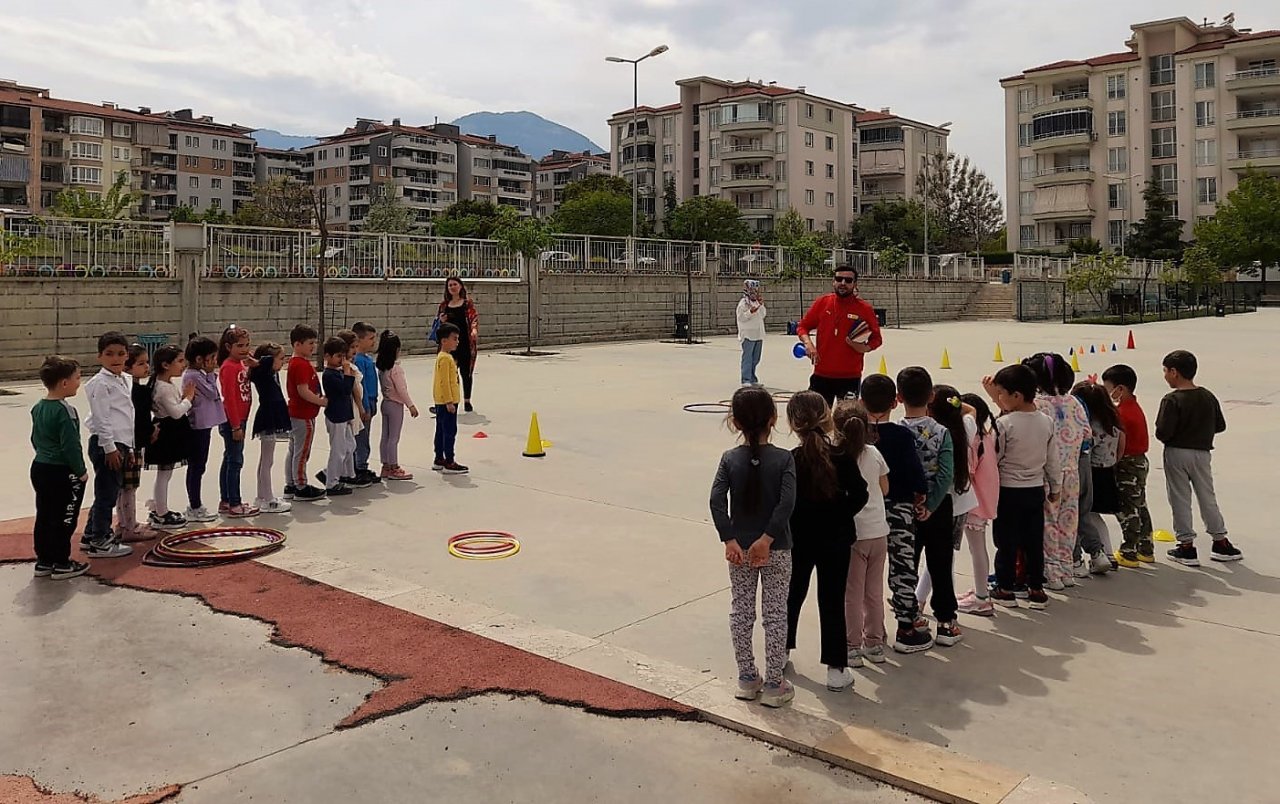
[793,342,807,359]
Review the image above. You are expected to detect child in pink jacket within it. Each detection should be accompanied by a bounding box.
[957,393,1000,616]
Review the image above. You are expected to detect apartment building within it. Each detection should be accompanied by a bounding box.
[255,147,308,184]
[855,109,950,213]
[534,150,610,217]
[158,109,257,218]
[607,77,866,236]
[1001,16,1280,253]
[458,130,535,214]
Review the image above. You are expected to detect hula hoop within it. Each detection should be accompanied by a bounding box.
[771,391,795,402]
[448,531,520,560]
[683,402,731,414]
[142,527,286,567]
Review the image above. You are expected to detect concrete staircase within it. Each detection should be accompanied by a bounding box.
[958,282,1016,320]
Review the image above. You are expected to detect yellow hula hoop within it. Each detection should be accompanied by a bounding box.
[447,531,521,560]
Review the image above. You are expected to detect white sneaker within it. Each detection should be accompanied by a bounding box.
[862,644,888,664]
[1063,576,1077,588]
[1072,559,1091,579]
[847,648,865,668]
[1045,579,1066,591]
[257,498,293,514]
[184,506,217,523]
[1089,552,1113,574]
[826,667,854,691]
[85,539,132,559]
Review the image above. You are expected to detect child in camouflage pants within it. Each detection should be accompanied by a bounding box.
[1103,365,1155,565]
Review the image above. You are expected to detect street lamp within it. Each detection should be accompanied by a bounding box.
[922,120,952,274]
[606,45,669,238]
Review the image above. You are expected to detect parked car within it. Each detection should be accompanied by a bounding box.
[539,250,575,263]
[740,253,775,265]
[613,253,658,265]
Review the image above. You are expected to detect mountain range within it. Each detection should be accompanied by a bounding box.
[250,111,603,159]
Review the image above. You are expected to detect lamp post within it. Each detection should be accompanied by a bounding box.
[606,45,669,238]
[921,120,952,275]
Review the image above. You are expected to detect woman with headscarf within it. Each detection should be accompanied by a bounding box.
[437,276,479,412]
[736,279,766,386]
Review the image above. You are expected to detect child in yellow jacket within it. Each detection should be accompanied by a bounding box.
[432,323,467,474]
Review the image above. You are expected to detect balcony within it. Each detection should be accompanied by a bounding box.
[720,143,774,161]
[349,171,370,185]
[395,173,440,188]
[233,181,254,198]
[1227,147,1280,172]
[150,155,177,172]
[1225,107,1280,131]
[735,204,775,218]
[1031,130,1095,152]
[147,177,177,193]
[349,149,370,162]
[0,154,31,184]
[719,117,774,133]
[860,188,906,201]
[393,154,442,168]
[1030,164,1095,186]
[1031,91,1092,113]
[1225,67,1280,96]
[1030,204,1094,221]
[721,172,773,189]
[233,144,255,160]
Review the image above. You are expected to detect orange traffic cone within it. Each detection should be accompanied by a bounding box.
[522,413,546,458]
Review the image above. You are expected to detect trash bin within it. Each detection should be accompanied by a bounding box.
[874,308,887,327]
[1215,301,1226,318]
[1001,268,1013,284]
[786,321,798,336]
[134,333,172,362]
[673,313,690,339]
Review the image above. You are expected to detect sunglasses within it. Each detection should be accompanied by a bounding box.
[833,276,857,284]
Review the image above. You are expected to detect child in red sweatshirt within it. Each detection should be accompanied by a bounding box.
[217,325,259,517]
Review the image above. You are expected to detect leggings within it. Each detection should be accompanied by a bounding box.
[457,351,475,401]
[917,513,992,602]
[380,400,406,466]
[256,438,278,503]
[186,428,212,510]
[153,468,174,515]
[728,548,792,684]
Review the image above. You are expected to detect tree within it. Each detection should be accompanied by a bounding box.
[916,152,1004,252]
[169,205,230,224]
[848,200,929,252]
[1066,252,1128,313]
[362,183,414,234]
[663,176,677,219]
[1177,242,1224,299]
[50,170,138,219]
[665,196,751,243]
[1067,236,1103,255]
[433,199,502,239]
[1193,170,1280,280]
[876,240,910,328]
[552,190,632,237]
[1126,181,1185,262]
[491,207,553,354]
[560,174,632,206]
[234,177,314,228]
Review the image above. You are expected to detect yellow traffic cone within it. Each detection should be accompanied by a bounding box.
[993,342,1004,362]
[1071,352,1081,372]
[877,355,888,376]
[522,412,547,458]
[940,348,952,370]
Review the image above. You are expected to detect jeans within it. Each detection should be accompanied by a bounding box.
[218,423,245,506]
[434,405,458,462]
[186,428,213,510]
[993,485,1046,590]
[31,462,85,565]
[808,374,861,407]
[739,339,763,385]
[354,410,374,473]
[85,436,125,542]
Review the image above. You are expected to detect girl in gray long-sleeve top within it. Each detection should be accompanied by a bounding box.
[709,387,797,708]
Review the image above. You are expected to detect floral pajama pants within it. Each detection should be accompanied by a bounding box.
[728,548,792,684]
[1044,468,1081,584]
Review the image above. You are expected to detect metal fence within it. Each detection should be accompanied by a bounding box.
[1014,253,1168,280]
[1018,278,1260,322]
[0,217,173,278]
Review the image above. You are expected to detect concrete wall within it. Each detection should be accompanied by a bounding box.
[0,274,984,379]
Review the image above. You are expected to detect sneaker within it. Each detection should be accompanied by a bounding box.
[293,485,327,502]
[325,484,354,497]
[826,667,855,691]
[431,459,446,472]
[1168,544,1201,567]
[893,626,934,654]
[1013,585,1030,600]
[991,588,1019,608]
[257,498,293,514]
[383,466,415,481]
[1045,578,1066,592]
[51,560,90,580]
[957,591,995,617]
[735,674,764,701]
[442,461,469,475]
[1090,552,1113,574]
[862,644,888,664]
[340,474,372,489]
[316,470,327,486]
[1115,549,1141,569]
[1211,539,1243,562]
[283,485,298,500]
[935,621,963,646]
[1073,559,1091,579]
[759,679,795,708]
[150,511,188,530]
[1026,589,1049,610]
[184,506,217,523]
[226,503,260,518]
[218,501,231,515]
[33,563,54,577]
[464,401,474,413]
[1063,576,1077,588]
[1137,541,1156,562]
[1109,556,1120,570]
[357,469,382,486]
[85,539,132,559]
[912,615,929,632]
[847,648,865,668]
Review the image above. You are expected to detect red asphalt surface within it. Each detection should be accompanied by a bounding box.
[1,516,696,800]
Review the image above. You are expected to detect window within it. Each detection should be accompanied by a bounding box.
[70,116,103,136]
[1108,183,1126,209]
[662,144,673,163]
[189,176,199,188]
[776,102,787,125]
[1169,200,1179,218]
[1151,90,1175,122]
[1106,75,1126,100]
[860,127,904,145]
[378,146,389,157]
[1195,100,1215,127]
[825,191,835,207]
[192,136,200,148]
[775,132,787,153]
[1197,177,1217,204]
[212,158,226,170]
[708,139,719,159]
[1149,53,1174,85]
[335,146,344,158]
[825,164,834,179]
[825,135,834,151]
[69,166,101,184]
[804,189,815,205]
[804,132,815,148]
[826,108,834,123]
[111,146,131,161]
[1195,138,1217,166]
[805,103,814,119]
[473,157,489,168]
[378,166,387,177]
[1194,62,1216,89]
[775,189,787,208]
[662,116,674,138]
[806,218,815,231]
[1019,224,1036,247]
[112,122,132,138]
[1108,220,1126,247]
[1018,123,1033,146]
[709,166,719,187]
[1020,156,1037,179]
[70,141,102,160]
[805,160,814,176]
[211,178,222,189]
[1017,87,1036,111]
[183,155,198,168]
[189,196,199,207]
[1152,163,1177,195]
[1107,147,1127,173]
[1031,108,1092,140]
[775,160,787,180]
[1151,127,1176,159]
[210,198,222,209]
[1107,111,1126,136]
[1019,190,1035,214]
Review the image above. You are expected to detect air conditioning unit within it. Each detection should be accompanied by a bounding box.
[1090,132,1099,141]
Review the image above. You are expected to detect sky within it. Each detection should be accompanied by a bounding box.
[1,0,1275,200]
